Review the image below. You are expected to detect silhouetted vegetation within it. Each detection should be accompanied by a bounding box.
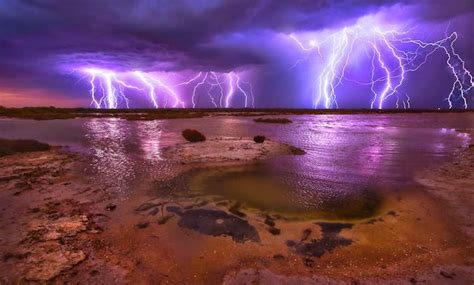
[0,107,472,121]
[0,139,51,157]
[254,118,292,124]
[182,129,206,142]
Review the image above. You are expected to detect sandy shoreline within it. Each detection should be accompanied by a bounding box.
[416,138,474,239]
[0,134,473,284]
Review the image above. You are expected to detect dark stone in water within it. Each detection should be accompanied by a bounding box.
[253,135,266,143]
[286,240,296,247]
[175,209,260,243]
[182,129,206,143]
[289,146,306,155]
[288,222,353,258]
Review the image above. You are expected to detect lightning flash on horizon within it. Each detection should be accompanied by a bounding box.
[290,23,474,109]
[81,69,254,109]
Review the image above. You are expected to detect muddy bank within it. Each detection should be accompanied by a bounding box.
[0,149,114,282]
[162,136,305,164]
[416,142,474,238]
[0,138,51,157]
[1,134,473,284]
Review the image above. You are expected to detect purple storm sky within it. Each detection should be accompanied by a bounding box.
[0,0,473,109]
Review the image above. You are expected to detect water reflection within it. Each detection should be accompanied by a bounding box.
[0,114,471,200]
[83,118,174,195]
[85,118,136,195]
[136,120,163,162]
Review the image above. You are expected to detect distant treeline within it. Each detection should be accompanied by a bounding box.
[0,106,472,120]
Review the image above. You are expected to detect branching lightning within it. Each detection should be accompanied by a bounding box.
[290,23,474,109]
[82,68,253,109]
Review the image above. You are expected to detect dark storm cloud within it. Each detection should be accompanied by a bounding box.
[4,0,467,72]
[0,0,472,106]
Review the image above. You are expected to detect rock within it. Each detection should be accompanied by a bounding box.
[26,215,88,242]
[302,257,315,267]
[229,203,246,218]
[301,228,311,241]
[253,136,266,144]
[25,245,86,281]
[28,207,40,213]
[90,269,99,276]
[439,271,455,279]
[386,210,397,216]
[182,129,206,143]
[289,146,306,155]
[286,240,296,247]
[105,203,116,211]
[268,227,281,235]
[136,222,149,229]
[272,254,286,261]
[264,216,275,227]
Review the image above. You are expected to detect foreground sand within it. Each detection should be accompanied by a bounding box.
[0,135,473,284]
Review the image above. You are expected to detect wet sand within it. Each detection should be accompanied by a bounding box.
[0,127,473,284]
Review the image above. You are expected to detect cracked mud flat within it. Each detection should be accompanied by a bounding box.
[0,131,473,284]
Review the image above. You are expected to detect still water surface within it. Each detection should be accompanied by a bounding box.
[0,114,472,215]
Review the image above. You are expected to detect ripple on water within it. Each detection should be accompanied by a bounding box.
[186,164,383,221]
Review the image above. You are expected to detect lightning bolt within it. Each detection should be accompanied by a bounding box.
[290,23,473,109]
[82,68,189,109]
[191,72,209,108]
[82,68,254,109]
[134,71,159,108]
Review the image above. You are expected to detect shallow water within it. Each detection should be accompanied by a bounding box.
[0,114,472,214]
